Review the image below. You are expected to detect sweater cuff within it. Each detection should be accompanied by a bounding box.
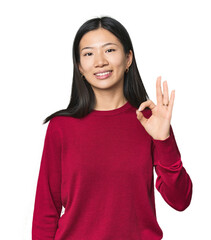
[152,125,181,167]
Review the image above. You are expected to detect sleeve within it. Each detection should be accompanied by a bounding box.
[151,124,193,211]
[32,118,62,239]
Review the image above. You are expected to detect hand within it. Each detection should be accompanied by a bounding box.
[136,76,175,140]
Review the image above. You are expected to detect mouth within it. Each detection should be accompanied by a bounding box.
[94,70,113,80]
[94,70,113,75]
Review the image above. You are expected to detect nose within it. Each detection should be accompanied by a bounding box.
[94,51,109,68]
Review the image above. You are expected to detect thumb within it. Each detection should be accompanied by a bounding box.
[136,109,147,126]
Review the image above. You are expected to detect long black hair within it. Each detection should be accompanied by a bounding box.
[43,16,150,124]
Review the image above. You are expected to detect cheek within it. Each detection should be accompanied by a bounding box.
[110,54,126,69]
[80,58,93,72]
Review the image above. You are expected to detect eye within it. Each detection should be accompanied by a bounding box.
[106,49,116,53]
[83,49,116,56]
[83,52,93,56]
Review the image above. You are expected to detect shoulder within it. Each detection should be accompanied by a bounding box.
[47,115,77,136]
[47,116,70,134]
[48,115,74,127]
[48,116,63,129]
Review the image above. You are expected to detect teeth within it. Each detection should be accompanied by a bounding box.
[96,71,111,76]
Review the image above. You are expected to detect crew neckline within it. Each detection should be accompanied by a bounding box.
[91,101,132,116]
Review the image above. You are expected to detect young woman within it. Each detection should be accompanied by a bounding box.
[32,16,192,240]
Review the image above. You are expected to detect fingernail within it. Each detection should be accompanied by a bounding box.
[138,106,142,111]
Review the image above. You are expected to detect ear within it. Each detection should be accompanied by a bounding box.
[126,50,133,69]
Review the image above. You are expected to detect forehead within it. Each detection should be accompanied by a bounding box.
[79,28,121,49]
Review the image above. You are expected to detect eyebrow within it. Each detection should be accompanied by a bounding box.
[81,42,118,52]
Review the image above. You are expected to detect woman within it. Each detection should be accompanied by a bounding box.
[32,16,192,240]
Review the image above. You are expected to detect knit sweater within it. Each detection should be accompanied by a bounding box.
[32,101,192,240]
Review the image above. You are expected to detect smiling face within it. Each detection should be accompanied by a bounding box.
[78,28,133,92]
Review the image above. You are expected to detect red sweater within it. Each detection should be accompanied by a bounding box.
[32,101,192,240]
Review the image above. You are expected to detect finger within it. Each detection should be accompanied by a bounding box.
[168,90,175,113]
[138,99,156,111]
[156,76,163,106]
[163,81,169,104]
[136,110,148,125]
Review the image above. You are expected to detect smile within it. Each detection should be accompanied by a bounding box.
[95,71,113,79]
[95,71,111,76]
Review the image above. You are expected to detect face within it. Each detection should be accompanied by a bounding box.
[78,28,133,91]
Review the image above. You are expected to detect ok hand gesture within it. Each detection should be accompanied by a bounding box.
[136,76,175,140]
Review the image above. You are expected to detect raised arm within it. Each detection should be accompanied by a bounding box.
[152,125,192,211]
[136,76,193,210]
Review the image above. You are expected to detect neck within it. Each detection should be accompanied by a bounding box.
[94,96,128,111]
